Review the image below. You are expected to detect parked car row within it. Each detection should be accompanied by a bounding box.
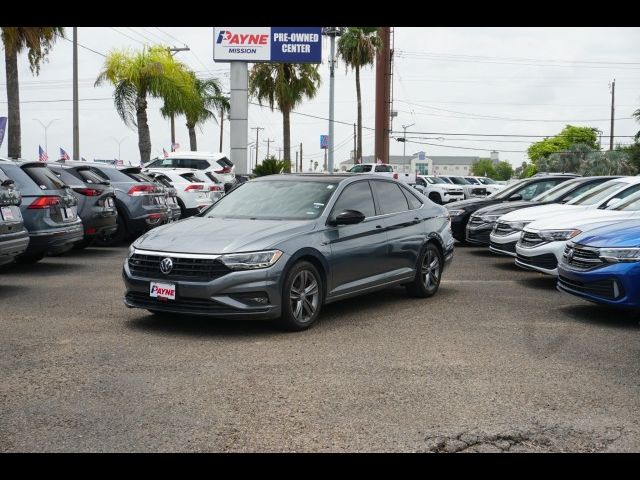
[450,174,640,309]
[0,156,231,266]
[413,175,504,203]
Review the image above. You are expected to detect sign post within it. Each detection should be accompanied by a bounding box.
[214,27,322,175]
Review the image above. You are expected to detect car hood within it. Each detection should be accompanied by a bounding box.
[499,203,592,222]
[445,197,500,211]
[134,216,316,254]
[525,210,640,232]
[572,219,640,248]
[474,200,541,217]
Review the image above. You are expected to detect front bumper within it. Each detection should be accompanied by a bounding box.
[122,253,288,320]
[557,261,640,308]
[466,222,494,246]
[489,231,520,257]
[442,192,464,203]
[515,240,565,276]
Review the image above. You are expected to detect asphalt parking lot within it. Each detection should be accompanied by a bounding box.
[1,243,638,452]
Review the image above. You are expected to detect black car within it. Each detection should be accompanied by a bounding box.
[445,175,579,242]
[48,164,118,248]
[0,160,83,263]
[466,176,619,247]
[0,167,30,266]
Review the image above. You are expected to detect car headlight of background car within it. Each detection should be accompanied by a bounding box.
[448,209,467,217]
[598,248,640,263]
[218,250,283,270]
[537,229,582,241]
[479,214,501,223]
[506,221,531,231]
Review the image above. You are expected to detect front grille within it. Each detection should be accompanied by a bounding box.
[516,252,558,270]
[125,291,248,314]
[562,244,604,271]
[490,240,517,253]
[471,188,487,195]
[558,275,620,300]
[519,231,546,248]
[128,253,231,282]
[467,229,491,244]
[494,222,517,236]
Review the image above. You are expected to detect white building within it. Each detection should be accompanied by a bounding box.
[339,153,484,176]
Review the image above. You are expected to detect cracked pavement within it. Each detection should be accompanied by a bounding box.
[1,243,639,452]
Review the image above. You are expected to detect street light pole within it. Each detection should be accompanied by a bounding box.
[323,27,345,174]
[401,123,414,171]
[33,118,60,155]
[111,136,128,160]
[167,46,191,147]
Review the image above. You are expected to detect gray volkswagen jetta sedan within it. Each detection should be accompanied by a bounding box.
[123,174,454,330]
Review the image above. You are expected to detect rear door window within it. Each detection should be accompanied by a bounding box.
[372,180,409,214]
[22,166,67,190]
[204,172,221,184]
[374,165,393,172]
[147,158,176,168]
[400,186,423,209]
[180,172,204,183]
[331,181,376,218]
[74,168,108,185]
[50,167,83,186]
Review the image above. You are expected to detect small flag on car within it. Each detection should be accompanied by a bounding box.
[171,142,180,152]
[163,148,169,158]
[38,145,48,162]
[59,147,70,160]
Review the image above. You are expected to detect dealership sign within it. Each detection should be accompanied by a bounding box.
[214,27,322,63]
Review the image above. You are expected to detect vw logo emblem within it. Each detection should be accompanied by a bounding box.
[567,248,574,262]
[160,257,173,275]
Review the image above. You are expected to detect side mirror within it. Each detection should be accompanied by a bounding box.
[330,209,366,226]
[1,179,15,188]
[509,194,523,201]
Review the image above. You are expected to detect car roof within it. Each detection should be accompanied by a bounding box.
[161,151,228,160]
[254,173,383,183]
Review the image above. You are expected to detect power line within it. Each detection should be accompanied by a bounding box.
[109,27,146,46]
[0,97,112,104]
[55,33,106,58]
[154,27,188,46]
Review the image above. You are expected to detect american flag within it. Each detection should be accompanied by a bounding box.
[59,147,70,161]
[171,142,180,152]
[163,148,169,158]
[116,159,124,166]
[38,145,48,162]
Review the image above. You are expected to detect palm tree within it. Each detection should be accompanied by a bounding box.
[95,46,197,162]
[1,27,65,159]
[249,63,321,170]
[337,27,381,162]
[253,156,289,176]
[161,72,229,151]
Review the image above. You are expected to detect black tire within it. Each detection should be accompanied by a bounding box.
[15,253,45,264]
[275,261,323,331]
[429,192,442,204]
[406,242,443,298]
[94,215,126,247]
[177,198,188,218]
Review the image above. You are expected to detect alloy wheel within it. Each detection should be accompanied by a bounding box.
[422,247,441,288]
[289,269,320,323]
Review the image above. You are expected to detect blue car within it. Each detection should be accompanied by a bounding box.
[557,219,640,308]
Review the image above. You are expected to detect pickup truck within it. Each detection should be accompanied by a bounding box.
[414,175,465,204]
[347,163,416,184]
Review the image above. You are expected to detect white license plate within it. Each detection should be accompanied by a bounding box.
[63,207,75,219]
[150,282,176,300]
[0,206,14,221]
[106,197,115,208]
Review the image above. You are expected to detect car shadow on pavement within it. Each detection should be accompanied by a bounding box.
[127,314,278,338]
[492,261,522,272]
[0,285,28,300]
[67,247,125,257]
[559,304,640,330]
[516,276,559,290]
[0,261,83,276]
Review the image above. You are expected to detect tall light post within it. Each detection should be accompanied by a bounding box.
[323,27,345,174]
[401,123,415,172]
[111,136,128,160]
[33,118,60,155]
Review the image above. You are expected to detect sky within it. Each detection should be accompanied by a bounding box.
[1,27,639,170]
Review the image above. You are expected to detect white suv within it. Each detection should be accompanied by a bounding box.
[146,151,236,185]
[145,168,213,217]
[415,175,465,204]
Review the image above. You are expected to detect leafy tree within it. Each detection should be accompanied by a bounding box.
[521,163,538,178]
[253,156,290,176]
[581,149,635,176]
[633,108,640,141]
[616,143,640,173]
[161,72,228,151]
[337,27,381,162]
[527,125,599,163]
[95,46,197,162]
[470,158,496,177]
[1,27,65,158]
[494,161,514,180]
[546,143,595,173]
[249,63,321,171]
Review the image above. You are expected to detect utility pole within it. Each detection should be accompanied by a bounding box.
[375,27,391,164]
[252,127,264,166]
[167,46,191,147]
[72,27,79,160]
[295,151,299,173]
[323,27,345,175]
[33,118,59,156]
[353,123,357,164]
[219,107,224,152]
[110,137,128,161]
[263,138,272,159]
[609,79,615,151]
[299,142,303,172]
[278,147,282,160]
[402,123,414,159]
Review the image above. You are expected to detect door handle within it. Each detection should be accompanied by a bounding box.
[375,225,383,229]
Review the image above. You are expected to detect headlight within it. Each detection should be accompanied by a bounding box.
[537,229,582,241]
[128,244,136,258]
[507,221,531,231]
[218,250,283,270]
[479,214,501,223]
[598,248,640,263]
[447,209,466,217]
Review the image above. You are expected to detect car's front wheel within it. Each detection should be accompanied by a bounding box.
[406,242,443,298]
[276,261,323,331]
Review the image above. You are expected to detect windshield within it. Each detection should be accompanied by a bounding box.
[204,180,340,220]
[532,179,582,202]
[424,176,445,184]
[567,181,625,206]
[465,177,480,184]
[490,179,528,199]
[448,177,471,185]
[477,177,496,185]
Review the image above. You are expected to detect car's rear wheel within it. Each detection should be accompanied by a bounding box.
[406,242,443,298]
[276,261,323,331]
[15,253,45,264]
